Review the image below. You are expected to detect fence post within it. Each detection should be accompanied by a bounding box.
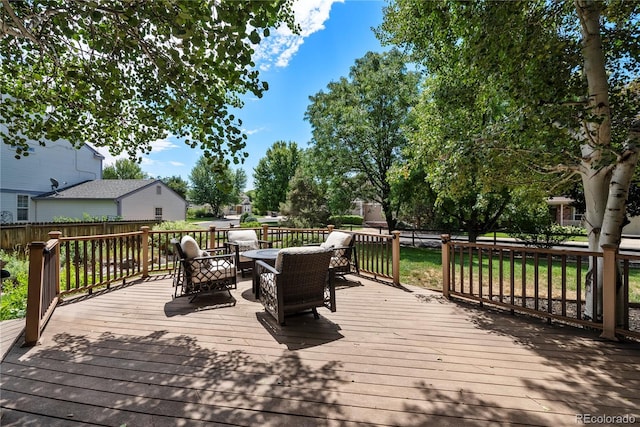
[262,224,269,242]
[25,241,46,346]
[441,234,451,299]
[209,225,216,248]
[392,230,401,286]
[140,226,150,277]
[600,244,619,341]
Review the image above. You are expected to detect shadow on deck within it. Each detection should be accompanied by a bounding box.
[1,273,639,426]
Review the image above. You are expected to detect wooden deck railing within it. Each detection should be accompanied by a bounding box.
[441,234,640,341]
[25,232,61,346]
[25,226,399,345]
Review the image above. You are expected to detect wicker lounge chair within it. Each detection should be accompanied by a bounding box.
[308,231,358,277]
[256,246,335,325]
[172,236,236,302]
[224,229,272,277]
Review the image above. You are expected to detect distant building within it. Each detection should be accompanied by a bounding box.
[33,179,187,222]
[1,139,186,223]
[547,197,639,235]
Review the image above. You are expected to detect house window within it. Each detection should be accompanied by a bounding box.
[572,208,584,222]
[156,185,162,195]
[17,195,29,221]
[155,207,163,220]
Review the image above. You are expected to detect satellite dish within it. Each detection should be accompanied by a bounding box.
[50,178,59,190]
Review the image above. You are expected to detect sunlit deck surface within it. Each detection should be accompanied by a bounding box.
[2,273,640,426]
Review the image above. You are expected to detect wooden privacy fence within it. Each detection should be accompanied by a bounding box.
[25,226,400,345]
[1,220,157,252]
[441,234,640,341]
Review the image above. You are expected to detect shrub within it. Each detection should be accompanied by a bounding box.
[240,221,262,228]
[328,215,363,226]
[0,250,29,320]
[510,224,586,248]
[241,215,258,224]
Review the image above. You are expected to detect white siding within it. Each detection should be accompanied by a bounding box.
[1,138,103,222]
[119,184,186,221]
[624,216,640,235]
[34,200,117,222]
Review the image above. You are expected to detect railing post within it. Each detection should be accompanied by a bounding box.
[392,230,401,286]
[209,225,216,248]
[328,225,335,233]
[600,244,618,341]
[140,226,150,277]
[262,224,269,241]
[25,241,46,346]
[48,231,62,295]
[441,234,451,299]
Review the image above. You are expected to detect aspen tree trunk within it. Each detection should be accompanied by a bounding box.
[577,1,640,321]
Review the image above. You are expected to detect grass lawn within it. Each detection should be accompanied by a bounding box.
[399,246,640,303]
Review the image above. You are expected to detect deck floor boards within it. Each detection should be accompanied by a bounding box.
[2,274,639,426]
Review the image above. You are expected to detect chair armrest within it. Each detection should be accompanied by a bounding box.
[257,240,273,248]
[201,247,226,256]
[255,260,278,275]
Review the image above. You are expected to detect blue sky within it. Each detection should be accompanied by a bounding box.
[97,0,386,190]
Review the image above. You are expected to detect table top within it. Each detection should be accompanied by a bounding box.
[241,248,280,260]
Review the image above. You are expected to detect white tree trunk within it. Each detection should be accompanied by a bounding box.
[577,2,640,322]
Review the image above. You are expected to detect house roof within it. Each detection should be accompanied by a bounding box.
[34,179,160,200]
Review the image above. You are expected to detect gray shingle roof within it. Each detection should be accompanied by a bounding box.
[35,179,158,200]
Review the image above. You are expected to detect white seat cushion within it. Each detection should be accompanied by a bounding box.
[275,246,331,271]
[190,259,235,284]
[228,229,259,243]
[320,231,352,249]
[180,235,201,259]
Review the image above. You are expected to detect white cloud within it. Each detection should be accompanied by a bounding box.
[254,0,344,70]
[244,127,265,136]
[96,136,179,165]
[169,161,185,167]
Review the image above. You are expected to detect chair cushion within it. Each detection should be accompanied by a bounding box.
[275,246,331,271]
[235,239,259,251]
[320,231,352,249]
[180,235,201,259]
[228,229,259,243]
[190,259,235,283]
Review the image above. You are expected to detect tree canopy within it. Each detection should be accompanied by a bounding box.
[188,156,246,217]
[1,0,295,164]
[102,158,148,179]
[160,175,189,200]
[252,140,301,214]
[380,0,640,318]
[305,49,421,231]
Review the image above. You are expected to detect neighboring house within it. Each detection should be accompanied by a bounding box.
[222,193,252,216]
[548,196,640,235]
[33,179,187,222]
[351,199,385,225]
[547,197,584,227]
[1,140,103,223]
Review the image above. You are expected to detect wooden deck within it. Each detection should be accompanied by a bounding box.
[2,273,639,426]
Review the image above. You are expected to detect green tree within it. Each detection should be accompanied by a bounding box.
[188,157,245,217]
[305,49,421,231]
[161,175,189,200]
[280,167,330,228]
[1,0,295,163]
[253,141,301,214]
[380,0,640,320]
[102,159,148,179]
